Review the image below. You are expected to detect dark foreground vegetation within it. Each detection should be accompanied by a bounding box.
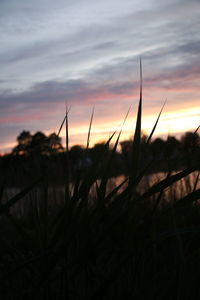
[0,74,200,299]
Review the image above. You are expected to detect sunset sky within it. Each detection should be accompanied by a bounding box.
[0,0,200,153]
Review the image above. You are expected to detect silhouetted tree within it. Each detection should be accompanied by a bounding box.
[165,136,181,158]
[150,138,166,159]
[17,131,32,145]
[12,131,64,156]
[181,132,200,151]
[46,133,64,154]
[31,132,46,154]
[180,132,200,166]
[69,145,84,165]
[12,131,32,155]
[120,131,148,158]
[120,140,132,159]
[90,143,109,163]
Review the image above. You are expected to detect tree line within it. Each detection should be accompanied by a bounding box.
[0,130,199,186]
[12,131,64,155]
[10,129,200,160]
[9,129,199,153]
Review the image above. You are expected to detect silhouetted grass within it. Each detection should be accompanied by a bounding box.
[0,63,200,299]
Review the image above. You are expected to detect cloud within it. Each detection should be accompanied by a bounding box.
[1,0,199,91]
[0,56,199,120]
[0,0,200,152]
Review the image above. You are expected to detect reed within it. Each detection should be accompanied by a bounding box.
[0,63,199,299]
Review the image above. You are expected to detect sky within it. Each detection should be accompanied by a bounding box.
[0,0,200,153]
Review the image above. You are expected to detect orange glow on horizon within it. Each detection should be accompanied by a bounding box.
[1,106,199,154]
[60,106,200,147]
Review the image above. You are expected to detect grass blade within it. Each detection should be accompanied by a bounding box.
[0,179,41,214]
[193,125,200,134]
[97,108,130,202]
[105,177,128,203]
[147,99,166,144]
[130,57,142,182]
[65,103,70,202]
[173,189,200,208]
[86,106,95,150]
[139,167,197,201]
[57,116,66,137]
[57,107,70,137]
[193,172,199,192]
